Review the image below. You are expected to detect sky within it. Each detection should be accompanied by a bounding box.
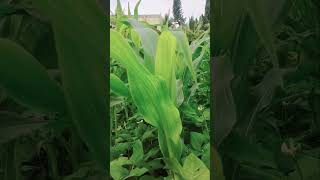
[110,0,206,19]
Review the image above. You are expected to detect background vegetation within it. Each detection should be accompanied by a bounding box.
[212,0,320,179]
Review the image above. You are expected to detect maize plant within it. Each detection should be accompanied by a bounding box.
[110,0,210,179]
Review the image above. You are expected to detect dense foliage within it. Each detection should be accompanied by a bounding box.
[110,1,210,179]
[213,0,320,179]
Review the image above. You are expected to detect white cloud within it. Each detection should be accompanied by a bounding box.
[110,0,206,19]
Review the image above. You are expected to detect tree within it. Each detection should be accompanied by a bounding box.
[173,0,185,25]
[204,0,210,24]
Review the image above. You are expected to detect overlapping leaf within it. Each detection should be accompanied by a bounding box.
[33,0,108,169]
[110,29,182,160]
[0,39,66,113]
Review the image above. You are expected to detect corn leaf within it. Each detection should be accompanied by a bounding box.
[0,39,66,113]
[33,0,108,169]
[155,31,177,103]
[172,31,196,80]
[110,73,129,97]
[127,19,159,73]
[111,29,182,160]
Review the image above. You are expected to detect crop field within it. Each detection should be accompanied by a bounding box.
[110,1,210,179]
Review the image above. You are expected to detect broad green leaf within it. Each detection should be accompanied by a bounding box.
[172,31,196,80]
[33,0,108,169]
[125,167,149,179]
[110,157,131,180]
[190,132,206,151]
[111,29,183,160]
[134,0,142,19]
[155,31,177,103]
[182,153,210,180]
[110,73,129,97]
[0,39,66,113]
[130,140,144,164]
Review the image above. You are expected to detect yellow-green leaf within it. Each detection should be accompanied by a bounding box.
[155,31,177,103]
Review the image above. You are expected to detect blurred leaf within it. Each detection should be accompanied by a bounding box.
[212,56,236,145]
[0,39,66,113]
[212,145,225,180]
[33,0,108,169]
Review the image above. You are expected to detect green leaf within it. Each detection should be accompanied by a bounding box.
[155,30,177,103]
[33,0,108,169]
[130,29,141,49]
[125,167,148,179]
[127,19,159,73]
[182,153,210,180]
[190,132,206,151]
[111,29,183,160]
[0,39,66,113]
[110,73,129,97]
[130,140,144,164]
[172,31,196,80]
[110,157,132,180]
